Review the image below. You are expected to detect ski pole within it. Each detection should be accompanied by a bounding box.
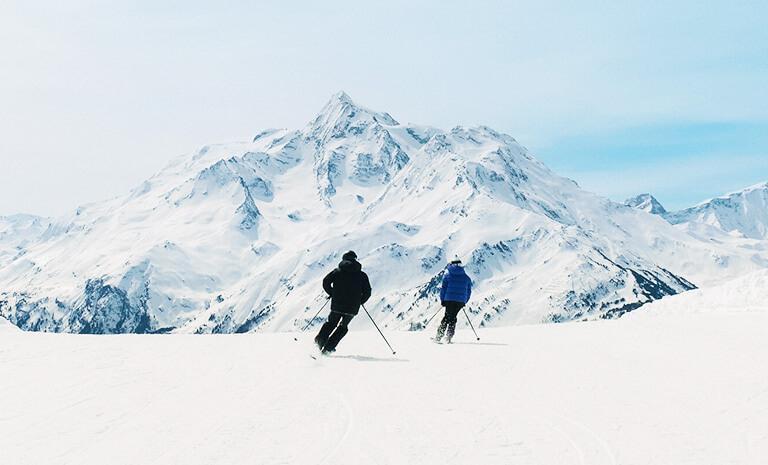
[293,297,330,341]
[424,307,443,328]
[462,307,480,341]
[361,304,397,355]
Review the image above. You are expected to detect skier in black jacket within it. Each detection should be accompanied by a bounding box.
[314,250,372,354]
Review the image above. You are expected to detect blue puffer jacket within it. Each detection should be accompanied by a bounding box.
[440,264,472,304]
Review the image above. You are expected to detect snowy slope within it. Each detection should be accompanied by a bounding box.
[0,315,19,332]
[0,214,51,262]
[631,268,768,318]
[1,92,767,334]
[1,309,766,465]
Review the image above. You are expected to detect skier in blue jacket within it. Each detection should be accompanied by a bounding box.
[435,259,472,343]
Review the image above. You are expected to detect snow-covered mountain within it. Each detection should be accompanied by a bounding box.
[625,183,768,265]
[0,214,51,262]
[665,182,768,239]
[625,194,668,216]
[1,92,766,333]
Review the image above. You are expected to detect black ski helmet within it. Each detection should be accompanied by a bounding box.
[342,250,358,261]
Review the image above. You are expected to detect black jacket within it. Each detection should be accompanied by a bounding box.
[323,259,372,315]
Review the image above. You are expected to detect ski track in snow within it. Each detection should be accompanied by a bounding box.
[2,308,768,465]
[316,365,357,465]
[549,412,617,465]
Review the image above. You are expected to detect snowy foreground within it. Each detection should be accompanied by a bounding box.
[2,294,767,465]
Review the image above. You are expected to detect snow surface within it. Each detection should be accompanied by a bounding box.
[631,268,768,317]
[3,92,767,334]
[0,315,19,332]
[1,305,766,465]
[0,214,50,262]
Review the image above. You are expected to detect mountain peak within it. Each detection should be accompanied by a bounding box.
[684,180,768,210]
[306,92,399,143]
[625,194,668,215]
[734,180,768,196]
[316,91,359,120]
[329,90,353,105]
[665,180,768,239]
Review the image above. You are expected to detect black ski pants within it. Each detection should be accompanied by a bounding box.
[437,301,464,340]
[315,311,355,352]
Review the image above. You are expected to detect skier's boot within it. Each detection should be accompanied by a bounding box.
[445,322,456,344]
[433,324,445,344]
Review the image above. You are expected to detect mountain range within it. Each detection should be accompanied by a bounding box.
[631,182,768,240]
[1,92,766,333]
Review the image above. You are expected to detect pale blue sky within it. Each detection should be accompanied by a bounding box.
[1,0,766,215]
